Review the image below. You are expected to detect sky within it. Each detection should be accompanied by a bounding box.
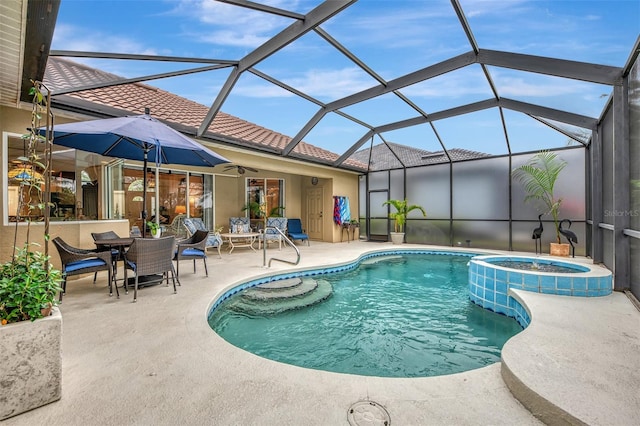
[51,0,640,158]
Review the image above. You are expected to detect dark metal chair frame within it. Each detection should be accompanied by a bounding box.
[52,236,116,301]
[173,229,208,277]
[123,236,178,302]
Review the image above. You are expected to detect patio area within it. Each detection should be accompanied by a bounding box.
[3,241,639,425]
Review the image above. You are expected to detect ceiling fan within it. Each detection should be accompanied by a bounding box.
[223,165,259,175]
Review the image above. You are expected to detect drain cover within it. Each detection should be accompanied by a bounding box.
[347,400,391,426]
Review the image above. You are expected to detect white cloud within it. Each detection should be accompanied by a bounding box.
[52,24,160,56]
[235,67,375,100]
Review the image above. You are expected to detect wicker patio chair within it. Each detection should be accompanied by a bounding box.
[173,229,208,277]
[183,217,223,258]
[123,236,178,302]
[52,237,116,301]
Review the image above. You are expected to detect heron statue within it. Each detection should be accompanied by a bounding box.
[532,214,544,255]
[559,219,578,258]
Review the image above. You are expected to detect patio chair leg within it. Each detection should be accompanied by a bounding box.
[193,259,196,273]
[176,259,180,279]
[172,265,180,287]
[59,275,67,302]
[170,266,178,292]
[133,276,138,302]
[203,257,208,276]
[216,245,222,259]
[93,271,97,284]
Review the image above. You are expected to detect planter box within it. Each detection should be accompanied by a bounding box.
[0,308,62,420]
[390,232,405,245]
[550,242,570,257]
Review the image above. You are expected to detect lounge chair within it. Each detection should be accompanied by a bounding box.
[287,218,309,246]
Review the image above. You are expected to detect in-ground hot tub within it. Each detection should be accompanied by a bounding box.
[468,255,613,327]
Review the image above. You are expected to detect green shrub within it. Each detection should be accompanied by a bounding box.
[0,244,62,324]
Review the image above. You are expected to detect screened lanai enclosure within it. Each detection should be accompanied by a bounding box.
[9,0,640,300]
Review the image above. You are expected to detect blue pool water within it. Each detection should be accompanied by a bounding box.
[208,253,523,378]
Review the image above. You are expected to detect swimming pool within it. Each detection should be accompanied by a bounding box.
[208,252,523,378]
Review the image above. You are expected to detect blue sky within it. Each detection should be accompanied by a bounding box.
[52,0,639,157]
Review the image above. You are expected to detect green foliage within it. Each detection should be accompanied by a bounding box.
[146,220,160,234]
[382,199,426,233]
[512,150,567,243]
[0,244,62,324]
[268,206,285,217]
[242,201,263,218]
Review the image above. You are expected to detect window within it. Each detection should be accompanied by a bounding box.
[245,178,284,228]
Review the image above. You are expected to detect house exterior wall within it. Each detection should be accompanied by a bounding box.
[1,104,360,269]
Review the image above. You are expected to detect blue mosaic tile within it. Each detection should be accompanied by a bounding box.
[508,272,523,285]
[495,268,507,282]
[485,278,495,292]
[572,289,587,297]
[556,276,572,290]
[494,280,507,294]
[573,278,587,291]
[586,277,600,290]
[495,292,508,307]
[523,273,539,288]
[556,289,572,296]
[540,276,556,290]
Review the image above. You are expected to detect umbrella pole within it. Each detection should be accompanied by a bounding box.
[142,152,148,238]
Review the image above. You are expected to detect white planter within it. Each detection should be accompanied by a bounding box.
[151,229,161,238]
[390,232,405,244]
[0,308,62,420]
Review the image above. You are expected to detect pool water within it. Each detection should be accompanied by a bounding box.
[490,260,582,273]
[209,254,523,378]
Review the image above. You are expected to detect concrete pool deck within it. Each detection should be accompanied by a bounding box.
[3,241,639,425]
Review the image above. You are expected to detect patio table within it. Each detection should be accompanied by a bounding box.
[94,237,135,283]
[220,232,260,254]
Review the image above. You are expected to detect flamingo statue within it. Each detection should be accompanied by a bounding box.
[559,219,578,258]
[532,214,543,255]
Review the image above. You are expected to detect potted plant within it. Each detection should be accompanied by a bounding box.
[0,81,64,420]
[512,150,568,256]
[382,199,426,244]
[146,220,161,238]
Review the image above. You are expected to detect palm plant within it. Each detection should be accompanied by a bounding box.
[512,150,567,243]
[382,199,426,233]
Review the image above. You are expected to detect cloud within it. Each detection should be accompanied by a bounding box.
[168,0,295,49]
[234,67,375,100]
[52,24,160,57]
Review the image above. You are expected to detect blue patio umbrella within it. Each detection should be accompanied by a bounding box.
[39,112,230,236]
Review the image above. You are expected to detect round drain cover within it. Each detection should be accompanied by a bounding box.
[347,400,391,426]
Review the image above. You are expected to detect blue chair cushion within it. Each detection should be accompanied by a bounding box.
[289,232,308,240]
[177,248,205,257]
[66,258,107,272]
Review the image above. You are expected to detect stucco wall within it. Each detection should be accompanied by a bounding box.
[1,105,361,254]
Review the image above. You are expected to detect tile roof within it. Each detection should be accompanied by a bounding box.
[350,142,489,171]
[44,58,367,170]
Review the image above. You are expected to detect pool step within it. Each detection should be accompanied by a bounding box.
[254,277,302,291]
[243,278,316,301]
[230,279,333,315]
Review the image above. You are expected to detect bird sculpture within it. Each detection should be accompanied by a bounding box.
[558,219,578,258]
[532,214,544,255]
